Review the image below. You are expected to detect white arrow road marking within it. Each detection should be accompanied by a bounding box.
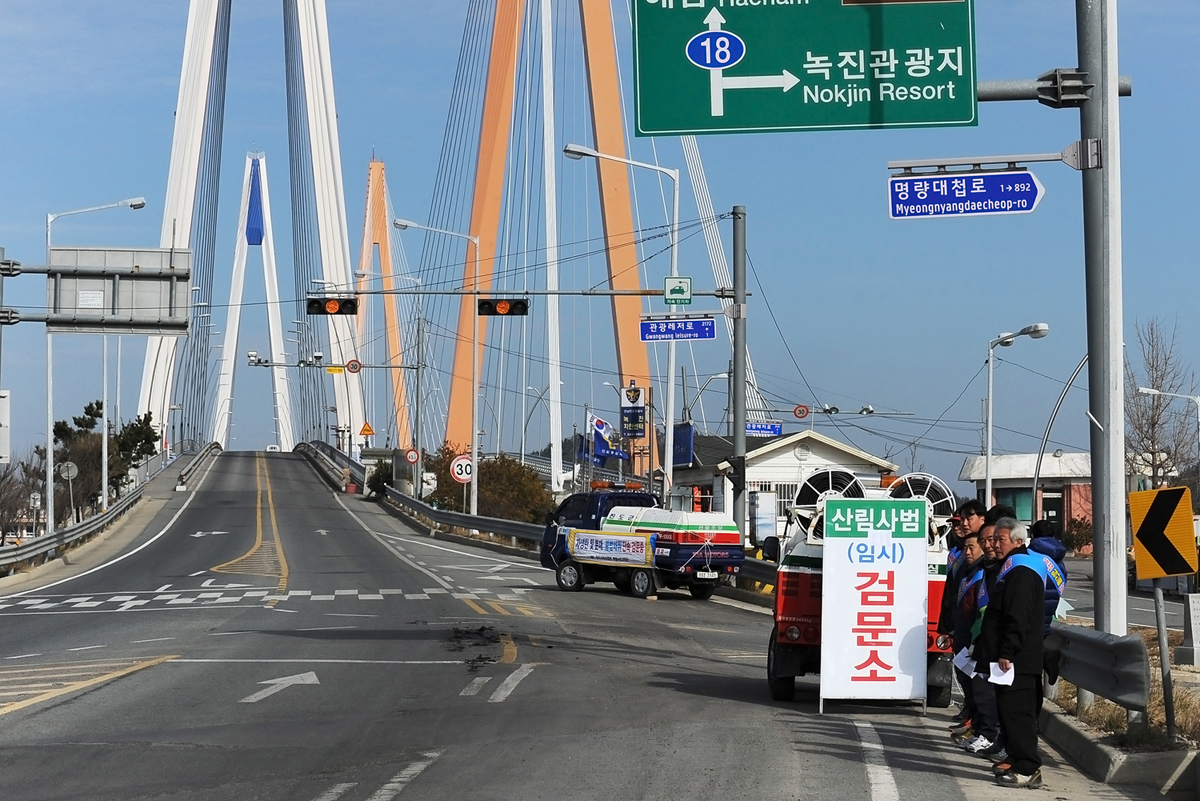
[459,677,492,697]
[366,750,444,801]
[190,530,229,538]
[202,579,253,589]
[488,664,537,703]
[238,671,319,703]
[723,70,800,92]
[316,529,330,536]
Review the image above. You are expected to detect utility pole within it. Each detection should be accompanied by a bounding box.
[414,312,424,499]
[1077,0,1126,638]
[731,206,748,538]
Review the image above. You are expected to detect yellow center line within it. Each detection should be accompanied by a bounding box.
[0,655,178,717]
[461,598,490,615]
[499,633,518,664]
[485,601,513,616]
[263,455,290,596]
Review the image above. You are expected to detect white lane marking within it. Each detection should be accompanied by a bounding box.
[154,585,172,593]
[398,536,552,571]
[459,677,492,696]
[488,664,537,703]
[310,784,357,801]
[131,637,175,644]
[238,671,320,703]
[710,596,772,616]
[0,451,221,599]
[4,653,42,660]
[188,571,207,577]
[365,750,444,801]
[854,722,900,801]
[173,659,463,665]
[332,494,456,591]
[297,625,357,632]
[0,605,264,617]
[209,630,256,637]
[68,645,107,652]
[326,613,378,618]
[267,607,299,614]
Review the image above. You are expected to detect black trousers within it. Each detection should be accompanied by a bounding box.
[970,674,1001,743]
[996,673,1042,775]
[954,666,976,719]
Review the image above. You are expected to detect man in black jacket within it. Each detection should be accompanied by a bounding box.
[976,517,1045,788]
[938,501,987,727]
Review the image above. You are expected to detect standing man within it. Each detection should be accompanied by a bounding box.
[977,517,1045,788]
[939,500,987,726]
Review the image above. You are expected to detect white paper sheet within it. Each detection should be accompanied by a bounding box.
[988,662,1015,686]
[952,648,976,677]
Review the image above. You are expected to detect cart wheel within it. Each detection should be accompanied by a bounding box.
[767,626,795,702]
[927,682,952,708]
[689,583,716,600]
[629,568,655,598]
[556,560,584,592]
[614,574,632,594]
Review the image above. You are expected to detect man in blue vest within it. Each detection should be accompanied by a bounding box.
[977,517,1047,788]
[939,500,987,728]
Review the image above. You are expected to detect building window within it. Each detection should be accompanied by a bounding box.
[993,488,1033,522]
[776,483,799,518]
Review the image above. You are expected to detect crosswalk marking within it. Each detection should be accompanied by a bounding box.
[366,750,444,801]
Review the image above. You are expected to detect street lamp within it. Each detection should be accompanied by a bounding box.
[985,322,1050,506]
[564,143,681,497]
[1137,386,1200,485]
[394,217,481,518]
[682,373,728,426]
[523,382,562,466]
[45,196,146,527]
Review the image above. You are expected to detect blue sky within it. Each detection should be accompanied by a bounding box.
[0,1,1196,494]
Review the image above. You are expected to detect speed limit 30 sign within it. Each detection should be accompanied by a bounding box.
[450,454,473,484]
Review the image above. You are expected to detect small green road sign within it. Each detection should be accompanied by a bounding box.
[633,1,977,137]
[664,276,693,305]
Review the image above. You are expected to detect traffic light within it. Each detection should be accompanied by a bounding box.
[306,297,358,315]
[477,298,529,316]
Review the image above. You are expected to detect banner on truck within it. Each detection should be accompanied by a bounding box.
[566,529,653,567]
[820,498,928,707]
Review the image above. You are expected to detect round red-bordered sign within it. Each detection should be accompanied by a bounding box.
[404,448,419,465]
[793,404,810,420]
[346,359,362,374]
[450,454,473,484]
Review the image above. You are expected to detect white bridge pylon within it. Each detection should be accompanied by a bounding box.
[213,154,295,451]
[139,0,365,448]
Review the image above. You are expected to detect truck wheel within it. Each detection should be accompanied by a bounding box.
[629,568,655,598]
[927,682,952,708]
[767,627,795,702]
[556,560,584,592]
[689,583,716,600]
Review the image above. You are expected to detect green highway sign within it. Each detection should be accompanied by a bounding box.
[633,1,977,137]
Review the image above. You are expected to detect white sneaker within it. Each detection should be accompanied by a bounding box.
[964,736,995,754]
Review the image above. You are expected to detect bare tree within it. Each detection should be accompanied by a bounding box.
[1125,319,1198,489]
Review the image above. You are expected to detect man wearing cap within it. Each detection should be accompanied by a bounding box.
[938,500,986,729]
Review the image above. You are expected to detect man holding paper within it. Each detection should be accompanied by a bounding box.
[975,517,1045,788]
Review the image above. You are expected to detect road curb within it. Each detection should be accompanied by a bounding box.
[1039,700,1198,800]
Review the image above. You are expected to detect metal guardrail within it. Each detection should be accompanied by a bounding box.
[383,486,544,542]
[178,441,223,487]
[305,440,366,485]
[740,557,778,584]
[1047,621,1152,711]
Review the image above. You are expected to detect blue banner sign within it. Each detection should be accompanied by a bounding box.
[746,422,783,438]
[889,170,1044,220]
[673,422,695,468]
[640,317,716,342]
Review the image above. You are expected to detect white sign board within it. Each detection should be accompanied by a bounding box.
[450,454,473,484]
[820,498,928,707]
[0,390,9,464]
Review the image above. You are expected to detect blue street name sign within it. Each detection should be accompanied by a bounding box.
[889,170,1045,220]
[747,421,783,437]
[639,318,716,342]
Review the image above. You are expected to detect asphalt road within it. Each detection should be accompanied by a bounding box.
[1060,556,1187,630]
[0,452,1158,801]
